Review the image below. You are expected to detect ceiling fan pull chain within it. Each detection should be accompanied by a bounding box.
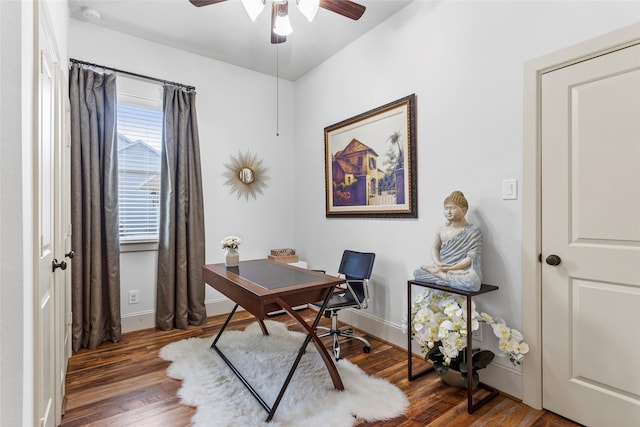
[276,43,280,137]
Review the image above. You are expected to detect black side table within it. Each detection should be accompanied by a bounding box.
[407,280,500,414]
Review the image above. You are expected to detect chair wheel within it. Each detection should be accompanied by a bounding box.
[363,346,371,353]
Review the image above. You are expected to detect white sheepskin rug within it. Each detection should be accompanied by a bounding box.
[159,320,408,427]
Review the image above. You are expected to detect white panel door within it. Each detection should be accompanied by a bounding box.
[54,69,72,425]
[541,43,640,426]
[37,21,57,427]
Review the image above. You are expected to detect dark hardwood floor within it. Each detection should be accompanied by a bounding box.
[61,309,581,426]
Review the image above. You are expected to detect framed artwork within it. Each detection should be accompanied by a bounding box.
[324,94,417,218]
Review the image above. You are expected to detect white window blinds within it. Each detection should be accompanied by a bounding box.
[116,78,163,242]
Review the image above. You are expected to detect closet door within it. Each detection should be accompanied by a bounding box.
[36,16,57,427]
[36,7,67,426]
[541,42,640,426]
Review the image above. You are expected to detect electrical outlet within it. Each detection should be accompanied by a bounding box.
[128,290,139,304]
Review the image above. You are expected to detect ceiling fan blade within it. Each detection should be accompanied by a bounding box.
[188,0,227,7]
[319,0,366,20]
[271,2,287,44]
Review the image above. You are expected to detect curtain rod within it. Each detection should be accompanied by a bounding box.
[70,58,195,91]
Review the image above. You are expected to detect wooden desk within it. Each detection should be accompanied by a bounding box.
[407,280,500,414]
[202,259,345,422]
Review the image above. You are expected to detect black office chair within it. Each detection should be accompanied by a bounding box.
[311,250,376,360]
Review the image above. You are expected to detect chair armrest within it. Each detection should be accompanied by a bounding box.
[344,278,369,308]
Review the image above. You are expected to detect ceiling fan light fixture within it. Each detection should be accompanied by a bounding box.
[241,0,265,21]
[297,0,319,22]
[273,8,293,36]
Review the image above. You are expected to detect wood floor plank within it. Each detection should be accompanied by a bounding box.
[61,309,582,426]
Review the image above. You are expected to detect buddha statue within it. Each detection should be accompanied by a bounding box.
[413,191,483,291]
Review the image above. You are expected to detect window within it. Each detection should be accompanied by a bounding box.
[116,77,163,242]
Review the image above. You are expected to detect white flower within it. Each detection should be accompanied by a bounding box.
[438,320,454,339]
[221,235,242,250]
[451,318,466,332]
[498,338,510,351]
[492,323,511,339]
[424,323,439,343]
[446,331,465,351]
[443,300,462,318]
[510,328,524,342]
[506,339,520,352]
[517,342,529,354]
[442,345,459,360]
[480,312,493,323]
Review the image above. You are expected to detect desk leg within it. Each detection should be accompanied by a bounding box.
[257,318,270,336]
[211,303,269,344]
[210,303,273,414]
[259,290,342,422]
[275,296,344,391]
[211,303,238,347]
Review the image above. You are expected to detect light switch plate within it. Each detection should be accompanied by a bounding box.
[502,179,518,200]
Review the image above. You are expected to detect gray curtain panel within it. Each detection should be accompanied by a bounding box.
[69,64,122,351]
[156,85,207,330]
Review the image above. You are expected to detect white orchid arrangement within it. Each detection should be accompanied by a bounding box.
[220,235,242,250]
[411,289,529,386]
[488,316,530,365]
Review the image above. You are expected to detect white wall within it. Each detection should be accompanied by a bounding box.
[0,3,31,425]
[292,0,639,397]
[69,21,296,329]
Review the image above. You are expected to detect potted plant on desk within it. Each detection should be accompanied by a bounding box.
[410,289,529,388]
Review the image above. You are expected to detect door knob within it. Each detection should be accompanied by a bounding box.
[52,259,67,272]
[545,254,562,266]
[65,250,75,259]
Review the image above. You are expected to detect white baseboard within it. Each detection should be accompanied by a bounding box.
[121,309,156,333]
[120,298,242,333]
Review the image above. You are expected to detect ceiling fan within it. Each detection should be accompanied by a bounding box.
[188,0,366,44]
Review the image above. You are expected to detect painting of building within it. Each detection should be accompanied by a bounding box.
[331,138,387,206]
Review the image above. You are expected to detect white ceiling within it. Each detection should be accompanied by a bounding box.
[68,0,413,81]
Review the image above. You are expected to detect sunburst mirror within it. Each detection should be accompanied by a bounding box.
[222,150,269,201]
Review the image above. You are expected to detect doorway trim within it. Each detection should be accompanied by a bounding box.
[521,22,640,410]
